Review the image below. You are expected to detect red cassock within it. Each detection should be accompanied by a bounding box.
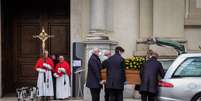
[34,57,54,71]
[55,61,71,77]
[34,57,54,96]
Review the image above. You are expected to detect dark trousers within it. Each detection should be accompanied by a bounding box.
[105,88,110,101]
[52,74,56,99]
[141,91,156,101]
[90,88,101,101]
[109,89,123,101]
[41,96,50,101]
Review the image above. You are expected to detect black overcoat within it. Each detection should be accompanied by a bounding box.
[140,57,165,94]
[86,54,102,88]
[106,53,126,90]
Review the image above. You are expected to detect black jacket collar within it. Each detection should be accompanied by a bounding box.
[115,52,121,56]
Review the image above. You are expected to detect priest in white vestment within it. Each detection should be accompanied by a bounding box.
[54,56,71,99]
[34,51,54,100]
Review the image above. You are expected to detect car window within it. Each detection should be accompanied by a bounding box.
[160,59,174,71]
[173,57,201,77]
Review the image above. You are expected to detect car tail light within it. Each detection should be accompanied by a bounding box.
[159,80,174,88]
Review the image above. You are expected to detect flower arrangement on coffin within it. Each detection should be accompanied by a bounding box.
[101,56,146,84]
[124,56,146,70]
[124,56,146,84]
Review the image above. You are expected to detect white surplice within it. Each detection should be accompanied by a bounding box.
[56,74,71,99]
[37,70,54,96]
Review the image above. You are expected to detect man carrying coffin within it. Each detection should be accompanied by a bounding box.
[106,46,126,101]
[86,48,102,101]
[34,50,54,101]
[54,56,71,99]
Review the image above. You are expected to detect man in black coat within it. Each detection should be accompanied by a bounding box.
[140,52,165,101]
[106,46,126,101]
[86,48,102,101]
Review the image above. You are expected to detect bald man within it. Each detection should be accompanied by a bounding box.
[104,50,111,59]
[86,48,102,101]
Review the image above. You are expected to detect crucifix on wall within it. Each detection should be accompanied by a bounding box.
[33,27,54,55]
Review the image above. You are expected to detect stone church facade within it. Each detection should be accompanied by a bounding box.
[72,0,201,57]
[0,0,201,97]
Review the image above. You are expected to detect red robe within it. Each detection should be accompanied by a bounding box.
[55,61,71,77]
[34,57,54,96]
[34,57,54,71]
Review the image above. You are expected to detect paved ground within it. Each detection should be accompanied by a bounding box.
[0,97,140,101]
[0,84,141,101]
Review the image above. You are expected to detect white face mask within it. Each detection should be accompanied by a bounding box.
[103,56,108,60]
[98,52,102,56]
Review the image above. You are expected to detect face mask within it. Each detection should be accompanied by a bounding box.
[98,52,102,56]
[103,56,108,60]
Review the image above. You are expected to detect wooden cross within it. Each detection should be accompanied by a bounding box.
[33,27,54,54]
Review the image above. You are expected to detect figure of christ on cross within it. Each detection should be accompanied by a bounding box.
[33,27,54,55]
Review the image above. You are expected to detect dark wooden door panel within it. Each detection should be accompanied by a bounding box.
[49,23,70,58]
[14,22,41,86]
[17,24,41,56]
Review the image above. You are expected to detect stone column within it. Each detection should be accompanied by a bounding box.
[135,0,152,56]
[87,0,108,40]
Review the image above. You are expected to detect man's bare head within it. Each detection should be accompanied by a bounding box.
[152,52,159,59]
[59,55,65,62]
[104,50,111,57]
[44,50,49,58]
[93,48,100,56]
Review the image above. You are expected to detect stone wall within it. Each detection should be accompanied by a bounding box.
[110,0,139,58]
[136,0,187,57]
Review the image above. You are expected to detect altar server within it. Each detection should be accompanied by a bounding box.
[54,55,71,99]
[34,50,54,100]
